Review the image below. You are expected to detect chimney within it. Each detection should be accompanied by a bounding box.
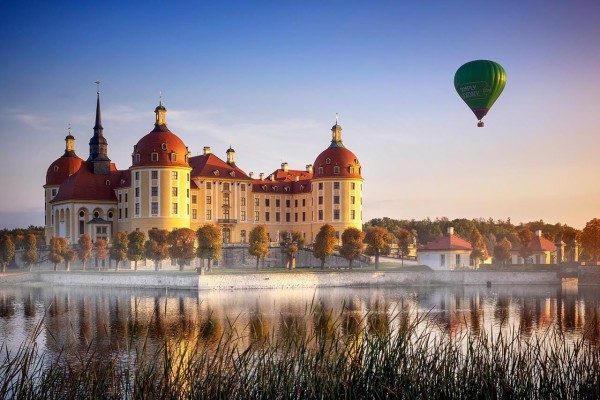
[281,162,288,172]
[306,164,313,173]
[259,173,265,181]
[203,146,211,155]
[249,172,254,179]
[295,176,299,181]
[447,227,454,235]
[269,174,275,181]
[535,230,542,237]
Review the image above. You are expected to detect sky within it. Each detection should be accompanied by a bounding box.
[1,0,599,229]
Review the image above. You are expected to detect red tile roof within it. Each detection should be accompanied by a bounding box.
[251,168,313,194]
[189,153,252,181]
[512,235,557,252]
[313,145,362,179]
[418,234,472,251]
[132,126,190,168]
[51,162,123,203]
[45,153,84,186]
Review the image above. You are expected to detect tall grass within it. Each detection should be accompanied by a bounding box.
[1,306,599,399]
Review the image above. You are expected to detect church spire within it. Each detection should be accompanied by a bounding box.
[88,82,111,174]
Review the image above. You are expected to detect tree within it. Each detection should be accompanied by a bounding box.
[493,237,512,265]
[517,228,533,264]
[144,229,170,271]
[63,245,76,271]
[470,228,488,268]
[249,225,269,270]
[340,227,365,269]
[393,228,413,267]
[110,231,128,271]
[196,224,222,273]
[279,230,304,269]
[364,227,392,269]
[94,239,108,269]
[77,234,93,270]
[127,231,146,271]
[581,218,600,263]
[48,237,66,271]
[0,235,16,273]
[22,234,39,271]
[313,224,337,270]
[168,228,196,271]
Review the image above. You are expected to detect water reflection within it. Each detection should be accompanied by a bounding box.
[1,284,600,363]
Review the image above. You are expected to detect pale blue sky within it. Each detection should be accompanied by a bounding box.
[1,0,599,229]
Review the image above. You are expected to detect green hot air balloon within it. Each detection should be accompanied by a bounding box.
[454,60,506,127]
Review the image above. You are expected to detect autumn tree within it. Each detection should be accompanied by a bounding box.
[517,227,533,264]
[340,227,365,269]
[196,224,222,273]
[94,239,108,269]
[249,225,269,270]
[168,228,196,271]
[0,235,16,273]
[144,229,170,271]
[470,228,488,268]
[77,234,93,270]
[48,237,66,271]
[313,224,337,270]
[127,231,146,271]
[393,228,413,267]
[279,230,304,269]
[581,218,600,263]
[364,227,392,269]
[493,237,512,265]
[22,234,39,271]
[110,231,129,271]
[63,244,76,271]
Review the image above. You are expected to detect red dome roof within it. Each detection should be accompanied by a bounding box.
[132,125,190,168]
[45,153,84,186]
[313,145,362,179]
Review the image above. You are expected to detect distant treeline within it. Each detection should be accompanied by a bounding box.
[0,226,45,248]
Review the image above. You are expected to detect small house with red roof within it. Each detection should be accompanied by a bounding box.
[510,230,557,264]
[417,227,474,271]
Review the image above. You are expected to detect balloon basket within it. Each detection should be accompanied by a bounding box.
[477,121,484,128]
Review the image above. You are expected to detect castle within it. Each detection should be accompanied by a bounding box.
[44,92,363,245]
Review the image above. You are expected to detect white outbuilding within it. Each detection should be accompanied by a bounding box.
[417,227,473,271]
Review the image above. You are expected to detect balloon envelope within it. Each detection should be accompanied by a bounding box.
[454,60,506,122]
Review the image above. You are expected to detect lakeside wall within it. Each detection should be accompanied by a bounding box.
[0,270,563,290]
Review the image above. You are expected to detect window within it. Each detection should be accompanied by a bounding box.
[275,199,280,208]
[125,193,128,202]
[187,173,190,182]
[265,199,270,207]
[152,202,158,215]
[187,189,190,198]
[51,188,57,198]
[326,158,331,165]
[119,194,122,203]
[170,153,177,162]
[135,153,140,162]
[152,186,158,196]
[351,196,355,204]
[294,199,298,207]
[223,209,230,219]
[135,187,140,197]
[351,210,356,220]
[265,212,270,222]
[286,212,290,222]
[119,209,122,219]
[318,182,323,190]
[172,203,178,214]
[241,184,246,192]
[302,212,306,222]
[333,182,340,190]
[187,204,190,215]
[254,197,260,206]
[206,210,212,220]
[254,211,259,221]
[294,213,298,222]
[456,254,461,266]
[318,196,323,205]
[241,210,246,221]
[302,199,306,207]
[223,183,230,191]
[318,167,324,175]
[206,196,212,204]
[161,143,167,150]
[223,194,230,206]
[333,166,340,174]
[275,212,280,222]
[334,196,340,204]
[206,182,212,189]
[125,208,128,218]
[192,209,197,219]
[285,199,290,208]
[318,210,323,220]
[79,220,84,235]
[241,197,246,206]
[152,170,158,179]
[440,254,445,267]
[171,171,178,180]
[151,153,158,161]
[333,209,340,220]
[172,187,178,196]
[192,194,197,204]
[349,167,355,174]
[351,182,356,190]
[135,203,140,216]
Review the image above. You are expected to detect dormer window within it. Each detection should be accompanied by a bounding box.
[262,185,267,191]
[273,186,278,191]
[326,158,331,165]
[229,171,236,177]
[213,170,220,176]
[151,152,158,161]
[161,143,167,150]
[333,166,340,174]
[171,153,177,162]
[105,180,111,186]
[300,185,305,190]
[349,167,355,174]
[135,153,140,162]
[284,186,290,192]
[319,167,324,175]
[54,165,59,172]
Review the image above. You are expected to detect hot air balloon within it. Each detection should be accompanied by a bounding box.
[454,60,506,127]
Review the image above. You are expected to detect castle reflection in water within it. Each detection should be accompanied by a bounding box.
[1,284,600,361]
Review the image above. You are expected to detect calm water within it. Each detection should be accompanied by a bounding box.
[1,283,600,362]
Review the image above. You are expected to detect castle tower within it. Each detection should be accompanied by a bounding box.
[87,91,111,174]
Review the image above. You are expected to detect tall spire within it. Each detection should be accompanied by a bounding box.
[93,87,103,135]
[88,81,111,174]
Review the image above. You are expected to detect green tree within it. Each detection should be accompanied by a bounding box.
[110,231,129,271]
[63,245,76,271]
[249,225,269,270]
[168,228,196,271]
[470,228,488,268]
[77,234,93,270]
[340,227,365,269]
[313,224,337,270]
[279,230,304,269]
[127,231,146,271]
[22,234,39,271]
[581,218,600,263]
[144,229,170,271]
[48,237,66,271]
[493,237,512,265]
[393,228,413,267]
[196,224,223,273]
[517,228,533,264]
[0,235,16,273]
[94,239,108,269]
[364,227,392,269]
